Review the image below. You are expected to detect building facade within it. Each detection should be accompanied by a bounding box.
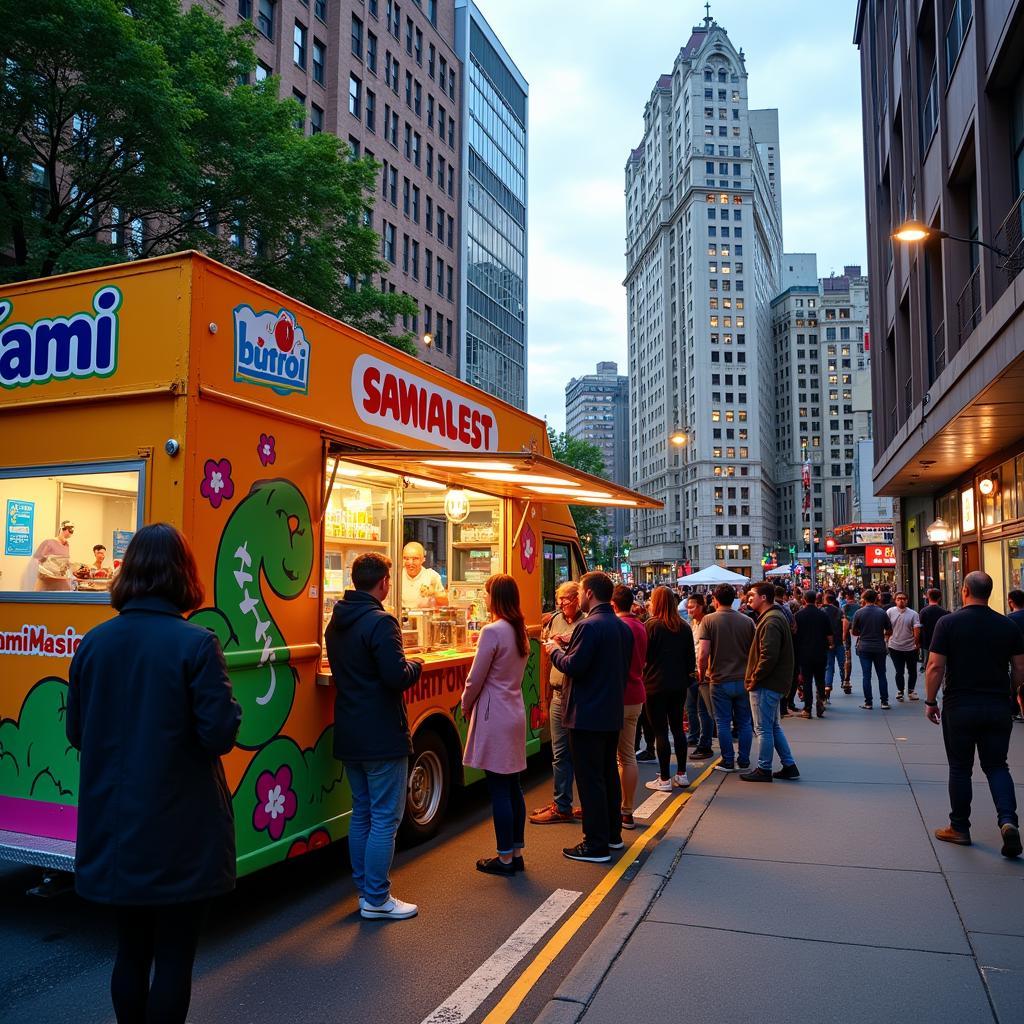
[625,14,782,582]
[855,0,1024,609]
[771,260,876,552]
[455,0,528,409]
[565,362,630,550]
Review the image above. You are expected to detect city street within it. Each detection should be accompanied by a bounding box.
[0,753,692,1024]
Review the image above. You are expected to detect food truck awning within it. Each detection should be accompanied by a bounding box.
[333,448,663,509]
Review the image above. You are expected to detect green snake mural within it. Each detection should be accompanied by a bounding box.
[190,478,314,749]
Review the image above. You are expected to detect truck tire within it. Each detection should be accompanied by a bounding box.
[400,729,450,843]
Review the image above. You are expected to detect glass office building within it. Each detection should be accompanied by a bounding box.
[455,0,528,409]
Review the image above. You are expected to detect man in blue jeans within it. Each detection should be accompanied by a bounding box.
[741,582,799,782]
[685,593,715,757]
[326,552,424,920]
[851,588,892,710]
[699,583,755,772]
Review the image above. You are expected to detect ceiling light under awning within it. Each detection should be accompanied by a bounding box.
[331,447,663,509]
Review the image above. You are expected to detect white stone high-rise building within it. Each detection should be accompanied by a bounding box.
[624,14,782,581]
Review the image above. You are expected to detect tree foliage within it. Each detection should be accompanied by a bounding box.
[0,0,418,352]
[547,427,611,548]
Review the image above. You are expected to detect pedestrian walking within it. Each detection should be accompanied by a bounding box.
[774,584,799,715]
[887,591,922,701]
[851,588,893,709]
[641,587,696,792]
[325,552,423,920]
[741,582,800,782]
[918,588,949,666]
[462,574,531,876]
[685,593,716,759]
[822,591,844,699]
[840,587,858,693]
[794,592,833,718]
[925,571,1024,858]
[612,585,649,829]
[66,524,242,1024]
[530,581,583,824]
[544,572,633,864]
[699,583,755,771]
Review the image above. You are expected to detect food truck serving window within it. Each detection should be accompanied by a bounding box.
[0,461,145,602]
[322,457,504,659]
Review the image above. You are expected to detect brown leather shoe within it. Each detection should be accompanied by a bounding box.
[816,700,825,718]
[529,803,575,825]
[800,709,812,719]
[934,825,971,846]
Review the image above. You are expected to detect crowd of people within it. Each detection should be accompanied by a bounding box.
[61,524,1024,1023]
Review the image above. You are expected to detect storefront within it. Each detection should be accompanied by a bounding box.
[832,522,895,590]
[0,253,659,877]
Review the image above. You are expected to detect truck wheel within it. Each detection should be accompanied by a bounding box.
[401,729,450,843]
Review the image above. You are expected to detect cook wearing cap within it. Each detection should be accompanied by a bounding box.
[32,521,75,591]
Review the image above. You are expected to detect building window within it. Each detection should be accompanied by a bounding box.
[351,15,363,58]
[312,38,325,84]
[348,74,361,116]
[367,32,377,73]
[311,102,323,134]
[293,21,307,68]
[314,0,327,20]
[257,0,275,38]
[366,89,375,131]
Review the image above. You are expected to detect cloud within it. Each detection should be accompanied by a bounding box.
[479,1,867,428]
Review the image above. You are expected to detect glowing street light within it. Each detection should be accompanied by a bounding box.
[925,517,952,544]
[892,220,1011,259]
[669,429,688,446]
[422,332,434,348]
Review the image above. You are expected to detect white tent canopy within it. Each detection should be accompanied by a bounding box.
[677,564,750,586]
[765,565,794,577]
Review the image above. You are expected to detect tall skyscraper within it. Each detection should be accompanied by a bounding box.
[221,0,464,376]
[455,0,528,409]
[565,362,630,551]
[624,13,782,581]
[771,259,874,551]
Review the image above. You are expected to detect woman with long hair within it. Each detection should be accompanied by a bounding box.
[67,524,241,1024]
[461,573,531,876]
[643,586,696,791]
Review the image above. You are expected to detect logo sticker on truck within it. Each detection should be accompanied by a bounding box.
[0,286,121,390]
[233,304,311,396]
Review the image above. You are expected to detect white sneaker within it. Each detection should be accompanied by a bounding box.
[672,772,689,788]
[361,895,418,920]
[645,777,673,791]
[908,692,920,701]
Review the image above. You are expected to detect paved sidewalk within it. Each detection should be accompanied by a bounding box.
[537,693,1024,1024]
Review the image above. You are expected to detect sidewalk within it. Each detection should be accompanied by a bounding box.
[537,693,1024,1024]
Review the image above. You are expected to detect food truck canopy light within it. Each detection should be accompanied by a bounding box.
[335,449,664,509]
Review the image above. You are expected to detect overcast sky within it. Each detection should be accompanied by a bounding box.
[480,0,867,431]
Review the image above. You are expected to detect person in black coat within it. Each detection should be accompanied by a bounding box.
[794,592,834,718]
[544,571,633,864]
[324,552,423,920]
[67,523,241,1024]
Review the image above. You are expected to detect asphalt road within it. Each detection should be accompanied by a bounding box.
[1,752,684,1024]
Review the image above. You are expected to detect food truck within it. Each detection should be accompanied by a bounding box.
[0,253,659,879]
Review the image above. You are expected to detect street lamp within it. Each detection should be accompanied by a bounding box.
[669,429,688,447]
[422,332,434,348]
[892,220,1011,259]
[925,517,952,544]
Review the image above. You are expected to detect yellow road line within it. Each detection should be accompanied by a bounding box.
[481,758,720,1024]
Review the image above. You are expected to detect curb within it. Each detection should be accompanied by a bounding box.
[533,771,726,1024]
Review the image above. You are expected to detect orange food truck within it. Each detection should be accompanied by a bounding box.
[0,253,658,880]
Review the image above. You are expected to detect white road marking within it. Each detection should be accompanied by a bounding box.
[633,790,673,820]
[419,888,582,1024]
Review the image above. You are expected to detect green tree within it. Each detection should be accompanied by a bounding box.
[0,0,418,352]
[547,428,610,550]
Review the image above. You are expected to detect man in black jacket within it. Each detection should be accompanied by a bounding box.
[544,571,633,863]
[325,553,423,920]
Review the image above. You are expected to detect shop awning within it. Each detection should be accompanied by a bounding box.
[331,447,663,509]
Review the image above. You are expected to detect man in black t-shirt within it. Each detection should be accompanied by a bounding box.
[1008,590,1024,633]
[918,588,948,666]
[926,571,1024,859]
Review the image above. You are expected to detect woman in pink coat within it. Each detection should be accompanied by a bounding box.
[461,574,530,876]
